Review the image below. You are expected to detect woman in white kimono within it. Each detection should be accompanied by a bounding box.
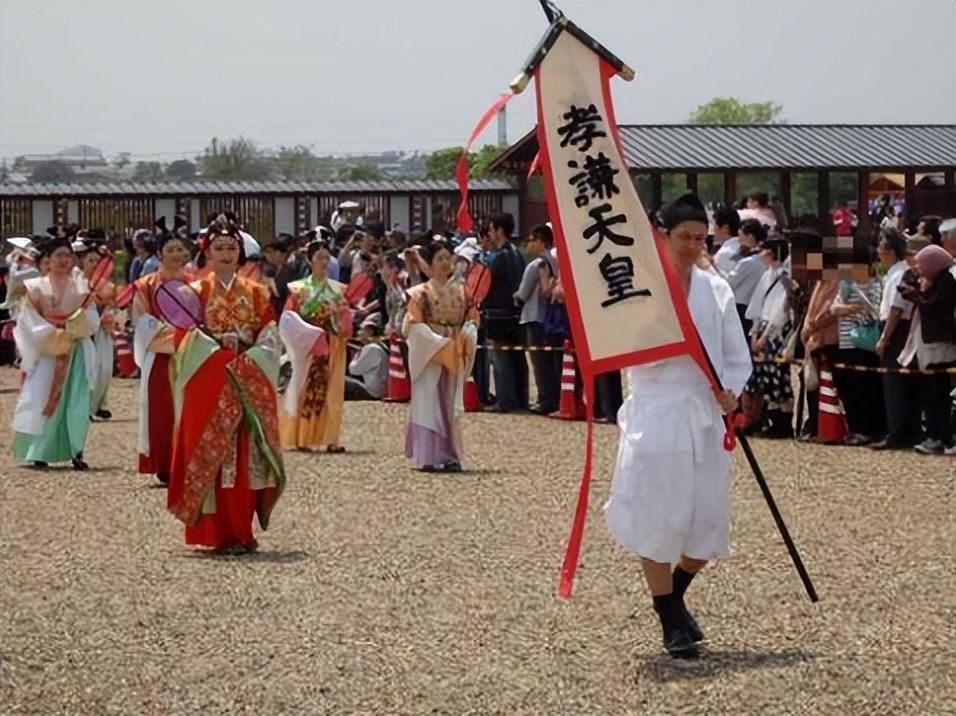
[11,236,100,470]
[402,239,478,472]
[76,235,116,420]
[742,239,794,438]
[603,194,751,659]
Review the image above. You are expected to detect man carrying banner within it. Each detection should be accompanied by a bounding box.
[457,1,815,659]
[603,194,752,658]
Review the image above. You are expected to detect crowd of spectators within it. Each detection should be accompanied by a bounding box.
[3,194,953,456]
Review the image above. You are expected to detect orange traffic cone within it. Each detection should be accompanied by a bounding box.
[817,363,847,444]
[463,375,479,412]
[549,340,585,421]
[114,330,138,378]
[385,337,410,402]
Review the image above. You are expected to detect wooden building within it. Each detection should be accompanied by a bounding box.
[0,178,519,240]
[489,124,956,231]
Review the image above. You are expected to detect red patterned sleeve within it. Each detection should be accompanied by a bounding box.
[282,288,299,314]
[256,284,276,327]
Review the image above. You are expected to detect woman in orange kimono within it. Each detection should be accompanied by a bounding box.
[167,217,285,553]
[403,239,478,472]
[278,239,353,452]
[131,231,192,485]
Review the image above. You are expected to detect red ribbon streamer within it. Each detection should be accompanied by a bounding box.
[557,373,595,599]
[456,91,514,234]
[527,151,541,179]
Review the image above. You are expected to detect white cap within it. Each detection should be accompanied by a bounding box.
[239,230,261,258]
[6,237,32,250]
[454,237,481,263]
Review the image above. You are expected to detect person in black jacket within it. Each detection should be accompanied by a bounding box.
[899,244,956,455]
[481,213,528,412]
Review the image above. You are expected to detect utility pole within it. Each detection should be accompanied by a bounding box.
[496,107,507,147]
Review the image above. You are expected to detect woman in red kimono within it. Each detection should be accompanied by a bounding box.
[167,217,285,553]
[131,230,192,485]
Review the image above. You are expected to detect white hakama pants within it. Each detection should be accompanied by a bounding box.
[603,383,733,565]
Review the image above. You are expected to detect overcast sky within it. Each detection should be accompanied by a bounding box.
[1,0,954,163]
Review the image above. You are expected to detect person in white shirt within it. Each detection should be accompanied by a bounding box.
[872,228,918,449]
[739,191,778,234]
[513,224,561,414]
[723,218,768,334]
[941,218,956,263]
[743,240,794,438]
[346,313,388,400]
[712,205,742,274]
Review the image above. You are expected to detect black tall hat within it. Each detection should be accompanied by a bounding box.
[659,193,708,230]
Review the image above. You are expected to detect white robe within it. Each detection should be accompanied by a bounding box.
[11,300,100,438]
[746,265,789,339]
[278,310,326,418]
[89,323,114,414]
[603,267,752,564]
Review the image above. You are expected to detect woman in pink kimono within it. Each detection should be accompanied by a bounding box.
[402,239,478,472]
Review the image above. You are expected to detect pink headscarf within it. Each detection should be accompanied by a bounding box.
[915,245,954,279]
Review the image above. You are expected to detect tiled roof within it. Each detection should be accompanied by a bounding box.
[0,178,515,197]
[491,125,956,171]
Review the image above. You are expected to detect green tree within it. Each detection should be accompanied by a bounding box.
[471,145,503,178]
[274,145,335,181]
[425,145,503,180]
[29,161,76,183]
[200,136,274,181]
[112,152,131,169]
[424,147,464,180]
[688,97,783,125]
[132,161,165,182]
[164,159,198,182]
[337,163,381,181]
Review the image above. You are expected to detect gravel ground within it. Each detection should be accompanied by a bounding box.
[1,369,954,715]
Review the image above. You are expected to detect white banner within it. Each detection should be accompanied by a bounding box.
[535,30,688,373]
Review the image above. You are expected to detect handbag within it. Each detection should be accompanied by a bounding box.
[849,320,880,352]
[840,280,880,352]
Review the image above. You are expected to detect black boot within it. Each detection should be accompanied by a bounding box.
[71,452,89,471]
[672,566,704,643]
[652,593,698,658]
[764,410,794,439]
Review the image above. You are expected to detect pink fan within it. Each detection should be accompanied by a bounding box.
[344,272,374,307]
[80,254,115,309]
[115,283,137,309]
[90,254,115,288]
[464,262,492,307]
[155,280,203,330]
